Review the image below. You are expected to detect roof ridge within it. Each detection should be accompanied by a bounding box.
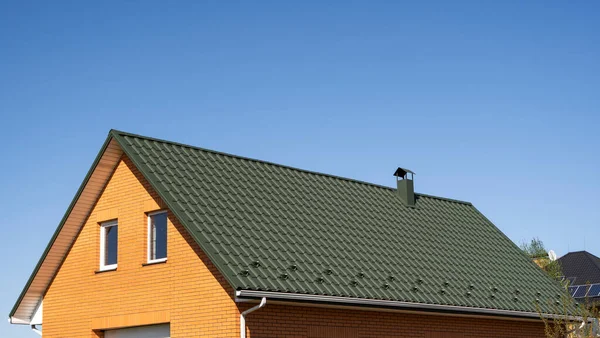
[415,193,472,205]
[562,251,600,258]
[584,251,600,272]
[110,129,473,206]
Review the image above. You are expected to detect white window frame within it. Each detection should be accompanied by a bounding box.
[147,210,168,263]
[99,220,118,271]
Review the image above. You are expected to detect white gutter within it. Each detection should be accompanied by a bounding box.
[31,325,42,336]
[240,297,266,338]
[235,290,577,321]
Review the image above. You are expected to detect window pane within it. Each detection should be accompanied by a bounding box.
[105,225,118,265]
[151,213,167,259]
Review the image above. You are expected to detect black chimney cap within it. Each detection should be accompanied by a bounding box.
[393,167,415,178]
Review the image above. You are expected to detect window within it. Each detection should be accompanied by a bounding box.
[148,211,167,262]
[100,220,118,270]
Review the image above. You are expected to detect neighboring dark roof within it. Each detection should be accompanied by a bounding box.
[11,130,570,321]
[558,251,600,286]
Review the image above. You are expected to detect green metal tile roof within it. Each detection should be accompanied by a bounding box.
[111,130,570,315]
[113,131,564,313]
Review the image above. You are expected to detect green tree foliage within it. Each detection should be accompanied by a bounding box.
[522,237,550,258]
[521,237,562,280]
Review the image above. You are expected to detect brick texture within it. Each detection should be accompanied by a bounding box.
[242,304,547,338]
[43,155,548,337]
[43,155,239,337]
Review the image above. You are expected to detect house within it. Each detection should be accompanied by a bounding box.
[560,251,600,304]
[10,130,569,338]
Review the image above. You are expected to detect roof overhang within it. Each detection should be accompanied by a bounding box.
[235,289,578,322]
[9,136,123,324]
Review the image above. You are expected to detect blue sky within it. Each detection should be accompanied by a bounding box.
[1,1,599,336]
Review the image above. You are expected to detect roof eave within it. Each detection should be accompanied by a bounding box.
[235,289,577,321]
[8,316,30,325]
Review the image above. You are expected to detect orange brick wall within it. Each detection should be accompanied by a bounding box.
[42,154,547,338]
[241,303,548,337]
[43,155,240,337]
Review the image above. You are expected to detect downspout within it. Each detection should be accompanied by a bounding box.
[31,325,42,336]
[240,297,266,338]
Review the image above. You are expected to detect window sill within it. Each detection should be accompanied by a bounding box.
[142,259,167,267]
[95,267,117,274]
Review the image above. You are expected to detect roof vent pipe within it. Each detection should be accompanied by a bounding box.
[394,167,415,206]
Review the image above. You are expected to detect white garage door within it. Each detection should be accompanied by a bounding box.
[105,324,170,338]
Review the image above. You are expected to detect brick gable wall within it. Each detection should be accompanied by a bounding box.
[43,155,238,337]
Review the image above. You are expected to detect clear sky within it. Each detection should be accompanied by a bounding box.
[1,1,599,336]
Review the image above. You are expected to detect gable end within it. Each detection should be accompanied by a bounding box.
[9,136,122,324]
